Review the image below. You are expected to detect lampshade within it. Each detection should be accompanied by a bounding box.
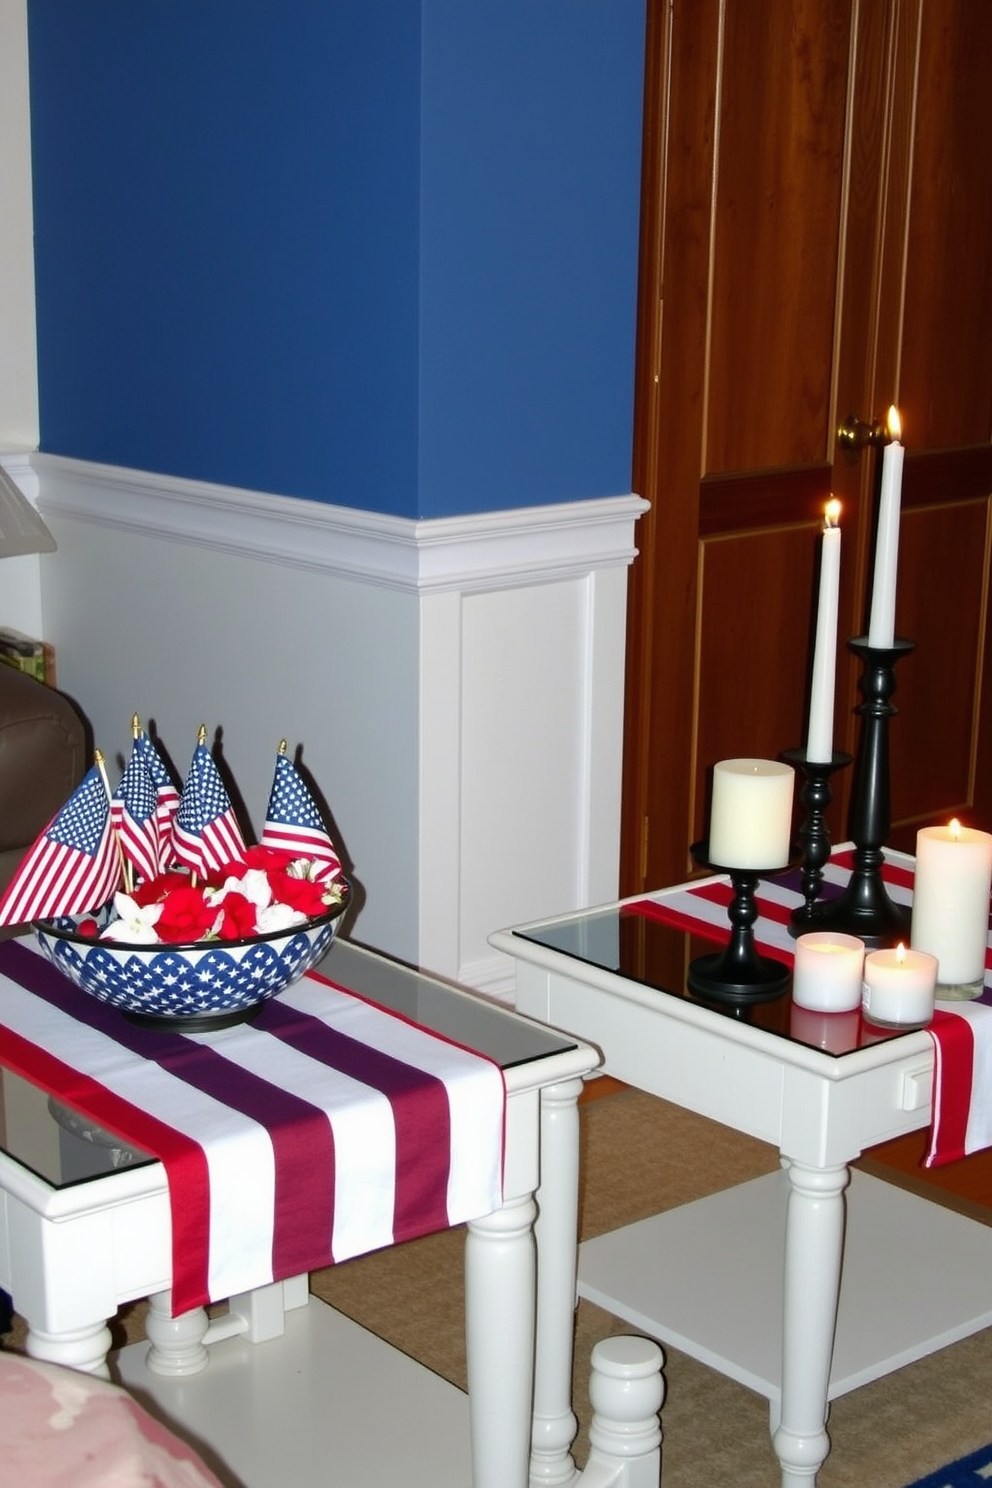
[0,463,56,556]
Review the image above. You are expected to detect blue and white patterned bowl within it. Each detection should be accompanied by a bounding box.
[33,883,350,1030]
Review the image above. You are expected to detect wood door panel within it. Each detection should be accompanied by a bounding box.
[900,2,992,448]
[624,0,992,900]
[706,0,852,473]
[700,466,831,535]
[887,499,991,839]
[693,525,817,847]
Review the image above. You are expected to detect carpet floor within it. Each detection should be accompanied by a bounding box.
[6,1084,992,1485]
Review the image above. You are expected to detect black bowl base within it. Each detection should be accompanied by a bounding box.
[121,1002,265,1033]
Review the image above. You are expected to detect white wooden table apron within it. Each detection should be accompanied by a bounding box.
[0,938,614,1488]
[492,852,992,1488]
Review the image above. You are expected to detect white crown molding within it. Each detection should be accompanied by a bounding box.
[24,452,648,594]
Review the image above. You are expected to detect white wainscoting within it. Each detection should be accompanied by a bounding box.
[14,452,646,998]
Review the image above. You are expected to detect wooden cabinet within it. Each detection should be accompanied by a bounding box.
[623,0,992,896]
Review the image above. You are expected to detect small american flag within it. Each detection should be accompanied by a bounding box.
[134,730,180,865]
[111,748,160,886]
[0,766,121,926]
[170,736,247,877]
[261,750,343,882]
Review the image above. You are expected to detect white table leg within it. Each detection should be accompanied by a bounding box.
[26,1318,114,1378]
[466,1191,538,1488]
[773,1161,849,1486]
[531,1075,585,1486]
[144,1289,210,1376]
[582,1335,664,1488]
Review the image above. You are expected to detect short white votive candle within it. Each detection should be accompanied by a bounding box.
[911,821,992,988]
[792,932,865,1012]
[708,758,795,870]
[862,944,938,1028]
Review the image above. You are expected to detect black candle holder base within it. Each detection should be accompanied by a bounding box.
[686,853,791,1004]
[806,851,910,948]
[687,946,791,1005]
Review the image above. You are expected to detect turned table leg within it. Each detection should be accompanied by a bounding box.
[144,1289,211,1375]
[26,1317,114,1378]
[773,1161,849,1486]
[466,1192,538,1488]
[532,1075,585,1486]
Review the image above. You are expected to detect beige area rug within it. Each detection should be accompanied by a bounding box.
[8,1087,992,1485]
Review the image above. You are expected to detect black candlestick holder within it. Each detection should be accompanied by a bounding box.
[809,637,913,947]
[781,747,853,935]
[686,845,791,1005]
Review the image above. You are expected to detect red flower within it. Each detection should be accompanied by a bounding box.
[216,891,259,941]
[214,846,295,882]
[155,885,219,944]
[77,918,100,939]
[266,870,328,918]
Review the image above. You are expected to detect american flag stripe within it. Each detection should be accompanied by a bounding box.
[262,993,452,1247]
[927,1009,975,1165]
[0,1018,213,1301]
[110,803,159,886]
[111,750,161,885]
[0,937,505,1314]
[261,824,341,872]
[171,816,246,876]
[0,767,123,927]
[134,734,180,868]
[170,740,247,878]
[261,753,343,880]
[0,823,120,926]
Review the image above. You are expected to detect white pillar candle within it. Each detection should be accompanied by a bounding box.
[792,931,865,1012]
[806,498,842,762]
[862,944,937,1028]
[708,758,795,870]
[911,820,992,988]
[867,406,904,649]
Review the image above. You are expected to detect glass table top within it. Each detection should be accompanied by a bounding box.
[0,937,575,1190]
[513,901,932,1060]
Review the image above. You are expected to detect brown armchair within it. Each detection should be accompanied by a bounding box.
[0,664,88,895]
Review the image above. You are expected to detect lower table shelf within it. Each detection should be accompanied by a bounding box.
[115,1297,472,1488]
[578,1168,992,1404]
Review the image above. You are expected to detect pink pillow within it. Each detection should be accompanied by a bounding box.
[2,1353,225,1487]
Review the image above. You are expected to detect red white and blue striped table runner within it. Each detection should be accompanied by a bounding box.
[0,939,505,1313]
[624,849,992,1169]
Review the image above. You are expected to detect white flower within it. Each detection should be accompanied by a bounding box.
[207,868,274,912]
[100,892,164,944]
[254,901,307,934]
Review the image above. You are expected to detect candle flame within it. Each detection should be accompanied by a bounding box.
[949,817,962,840]
[887,405,901,442]
[824,498,841,529]
[896,943,906,965]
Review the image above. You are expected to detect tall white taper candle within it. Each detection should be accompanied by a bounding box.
[806,499,841,762]
[867,406,904,648]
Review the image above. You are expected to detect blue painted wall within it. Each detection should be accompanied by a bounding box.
[27,1,645,518]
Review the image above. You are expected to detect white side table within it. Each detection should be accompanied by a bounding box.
[492,857,992,1487]
[1,940,663,1488]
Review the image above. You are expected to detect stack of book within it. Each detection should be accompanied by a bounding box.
[0,627,55,685]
